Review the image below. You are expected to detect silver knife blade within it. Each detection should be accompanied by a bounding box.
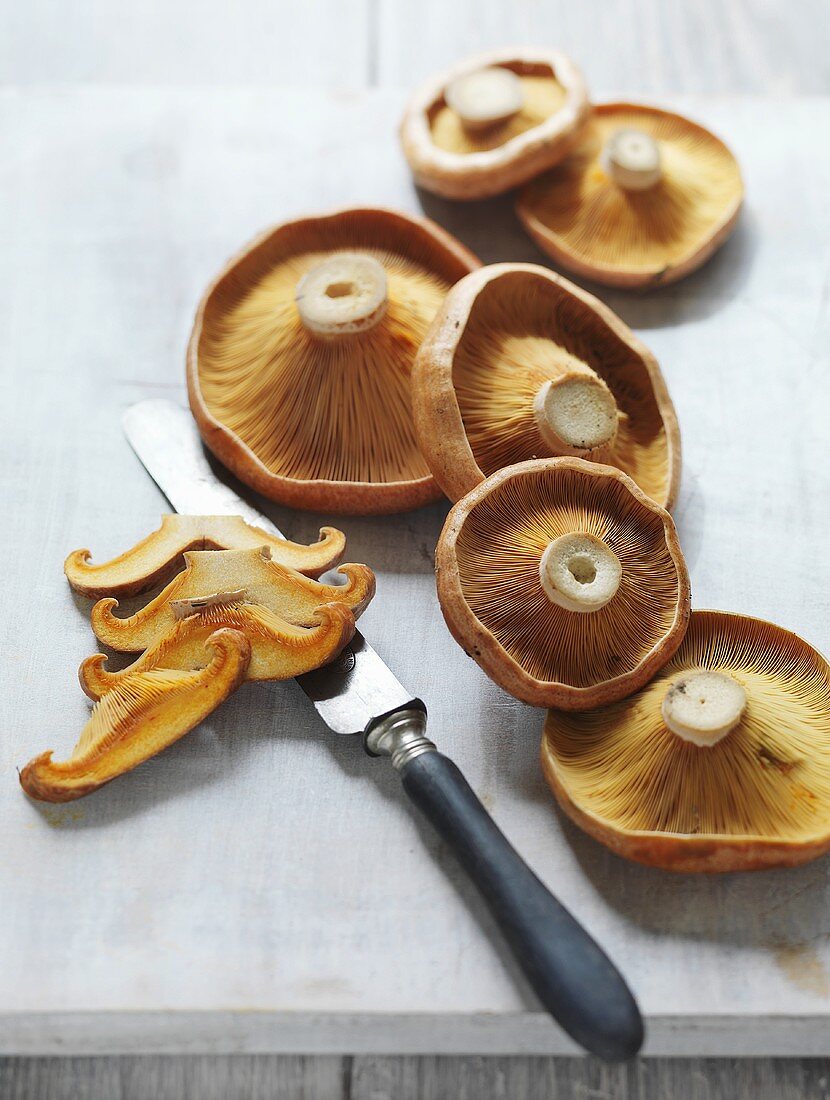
[122,399,416,734]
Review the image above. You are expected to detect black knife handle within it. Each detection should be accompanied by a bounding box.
[365,705,643,1061]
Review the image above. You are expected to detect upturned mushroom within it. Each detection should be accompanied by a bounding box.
[188,207,479,514]
[436,458,690,709]
[20,629,251,803]
[413,263,679,509]
[517,103,744,287]
[65,514,346,598]
[90,547,375,653]
[541,611,830,871]
[400,48,589,200]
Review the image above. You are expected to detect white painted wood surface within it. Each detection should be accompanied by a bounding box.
[1,87,829,1058]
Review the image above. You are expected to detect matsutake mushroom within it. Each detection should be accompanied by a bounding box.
[20,629,250,803]
[436,458,690,709]
[188,207,479,515]
[65,514,346,598]
[90,547,374,653]
[413,263,679,509]
[400,48,589,199]
[80,601,355,699]
[517,103,744,287]
[541,611,830,871]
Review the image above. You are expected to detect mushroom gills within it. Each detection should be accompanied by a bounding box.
[444,67,525,131]
[601,129,662,191]
[539,532,622,613]
[662,670,747,746]
[295,253,388,337]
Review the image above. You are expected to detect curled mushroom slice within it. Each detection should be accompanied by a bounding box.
[436,458,690,710]
[542,611,830,872]
[91,547,375,653]
[413,264,680,509]
[188,207,479,515]
[65,514,347,598]
[80,602,355,700]
[517,103,744,288]
[400,49,589,199]
[20,629,250,803]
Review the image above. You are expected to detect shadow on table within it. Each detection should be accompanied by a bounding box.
[415,189,758,330]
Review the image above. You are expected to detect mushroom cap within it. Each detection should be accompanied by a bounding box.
[188,207,480,515]
[436,457,690,709]
[517,103,744,288]
[400,48,590,200]
[413,264,680,509]
[542,611,830,871]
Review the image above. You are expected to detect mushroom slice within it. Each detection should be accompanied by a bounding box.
[90,547,375,653]
[517,103,744,288]
[400,49,589,199]
[541,611,830,872]
[20,628,250,803]
[65,514,347,598]
[413,264,680,509]
[188,207,479,515]
[436,458,690,710]
[80,602,355,700]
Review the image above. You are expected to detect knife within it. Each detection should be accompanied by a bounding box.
[123,398,643,1060]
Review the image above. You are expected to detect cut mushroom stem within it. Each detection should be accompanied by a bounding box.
[295,253,388,337]
[533,375,619,458]
[662,670,747,747]
[601,128,662,191]
[444,67,525,131]
[171,589,248,621]
[539,532,622,613]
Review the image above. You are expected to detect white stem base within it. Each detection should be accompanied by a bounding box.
[601,128,662,191]
[539,533,622,614]
[533,375,619,458]
[295,253,388,337]
[662,670,747,747]
[444,67,524,131]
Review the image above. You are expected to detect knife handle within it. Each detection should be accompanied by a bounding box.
[365,705,643,1061]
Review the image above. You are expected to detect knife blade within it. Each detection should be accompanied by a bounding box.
[123,397,643,1061]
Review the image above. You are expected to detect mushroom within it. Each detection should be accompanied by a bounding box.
[400,49,589,200]
[20,629,250,803]
[188,207,479,515]
[516,103,744,288]
[90,547,375,653]
[65,514,346,598]
[413,264,680,509]
[436,457,690,709]
[541,611,830,871]
[80,601,355,699]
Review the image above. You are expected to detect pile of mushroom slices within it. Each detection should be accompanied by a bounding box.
[400,48,744,287]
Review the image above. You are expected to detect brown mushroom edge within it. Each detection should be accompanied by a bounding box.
[541,611,830,871]
[400,49,590,200]
[516,103,744,288]
[413,264,681,509]
[187,206,480,515]
[435,458,691,710]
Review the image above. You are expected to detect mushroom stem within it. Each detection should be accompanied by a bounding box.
[444,67,525,131]
[533,375,619,459]
[539,533,622,613]
[662,670,747,747]
[295,253,388,337]
[601,129,662,191]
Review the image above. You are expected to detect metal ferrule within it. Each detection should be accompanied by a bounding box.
[364,707,436,771]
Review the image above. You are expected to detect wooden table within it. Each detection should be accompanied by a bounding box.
[2,3,829,1097]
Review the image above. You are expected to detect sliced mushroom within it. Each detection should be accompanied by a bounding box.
[90,547,375,652]
[80,601,355,699]
[436,458,690,709]
[19,629,250,803]
[65,514,346,598]
[413,264,680,509]
[517,103,744,287]
[542,611,830,871]
[400,49,589,199]
[188,207,479,515]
